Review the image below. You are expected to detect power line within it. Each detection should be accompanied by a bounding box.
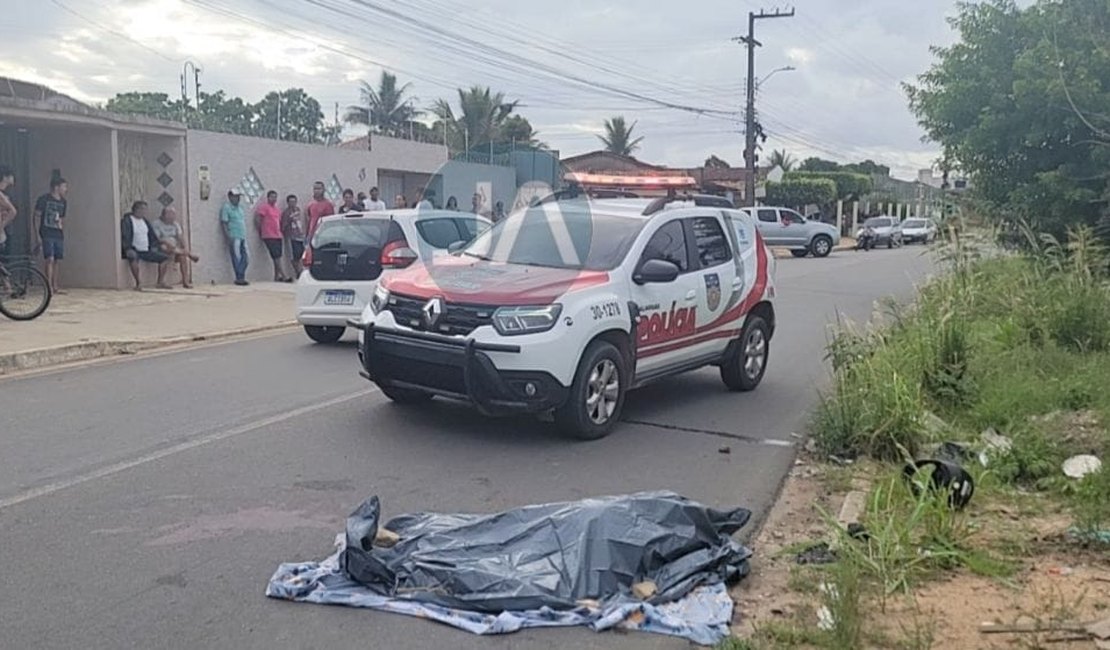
[49,0,176,62]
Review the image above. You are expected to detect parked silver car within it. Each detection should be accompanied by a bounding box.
[854,216,903,248]
[740,206,841,258]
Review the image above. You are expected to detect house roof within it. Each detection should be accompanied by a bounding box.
[0,76,185,134]
[560,150,665,172]
[339,135,370,150]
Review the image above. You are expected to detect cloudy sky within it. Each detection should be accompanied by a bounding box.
[2,0,965,179]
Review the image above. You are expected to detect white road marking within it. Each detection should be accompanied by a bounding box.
[0,389,378,511]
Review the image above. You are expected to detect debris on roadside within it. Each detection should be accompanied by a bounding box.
[979,615,1110,646]
[795,542,837,565]
[1063,454,1103,479]
[267,492,752,645]
[978,428,1013,466]
[903,458,975,509]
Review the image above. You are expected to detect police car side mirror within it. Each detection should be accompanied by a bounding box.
[634,258,680,285]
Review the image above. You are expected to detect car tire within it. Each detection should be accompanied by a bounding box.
[721,315,771,392]
[304,325,345,344]
[380,384,434,404]
[790,249,809,258]
[810,235,833,258]
[554,340,626,441]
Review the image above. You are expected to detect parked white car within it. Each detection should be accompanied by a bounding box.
[351,196,777,440]
[739,206,841,258]
[295,210,490,343]
[900,217,938,244]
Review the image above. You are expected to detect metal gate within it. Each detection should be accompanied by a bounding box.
[0,127,31,256]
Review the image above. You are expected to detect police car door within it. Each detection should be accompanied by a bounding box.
[685,214,739,360]
[630,218,703,378]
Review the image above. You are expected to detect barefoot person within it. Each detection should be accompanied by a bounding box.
[33,174,68,294]
[152,207,198,288]
[255,190,289,282]
[120,201,169,291]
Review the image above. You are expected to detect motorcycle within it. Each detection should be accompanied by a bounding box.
[855,227,877,251]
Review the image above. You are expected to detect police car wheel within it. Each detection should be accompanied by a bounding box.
[380,384,434,404]
[304,325,345,344]
[555,341,626,440]
[721,315,770,392]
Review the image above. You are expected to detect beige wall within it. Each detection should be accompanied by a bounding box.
[184,131,447,285]
[29,126,120,288]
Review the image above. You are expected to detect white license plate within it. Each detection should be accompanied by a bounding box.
[323,290,355,306]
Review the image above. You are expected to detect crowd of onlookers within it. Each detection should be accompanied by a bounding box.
[1,165,509,292]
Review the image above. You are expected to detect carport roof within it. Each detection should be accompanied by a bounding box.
[0,77,185,136]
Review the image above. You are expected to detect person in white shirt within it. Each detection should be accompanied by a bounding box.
[415,188,434,210]
[120,201,170,290]
[364,186,387,211]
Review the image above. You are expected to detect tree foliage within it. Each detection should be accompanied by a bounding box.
[768,149,796,171]
[907,0,1110,234]
[786,171,873,201]
[798,156,890,177]
[431,86,536,153]
[106,88,334,143]
[704,154,731,169]
[765,177,837,209]
[598,116,644,156]
[346,72,419,138]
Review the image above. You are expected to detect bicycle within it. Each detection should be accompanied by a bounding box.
[0,255,51,320]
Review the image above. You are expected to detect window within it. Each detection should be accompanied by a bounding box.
[455,218,487,240]
[757,208,779,223]
[312,218,391,249]
[416,218,465,249]
[691,217,732,268]
[463,207,646,271]
[640,220,688,272]
[864,217,892,228]
[781,210,805,224]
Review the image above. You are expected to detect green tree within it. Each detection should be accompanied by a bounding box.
[106,92,184,121]
[704,155,731,169]
[254,88,329,143]
[431,86,520,153]
[764,178,837,210]
[843,160,890,177]
[501,114,542,148]
[598,116,644,156]
[786,171,873,201]
[799,157,841,173]
[346,72,420,139]
[768,149,796,171]
[907,0,1110,234]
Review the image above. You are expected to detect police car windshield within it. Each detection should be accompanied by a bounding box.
[463,207,646,271]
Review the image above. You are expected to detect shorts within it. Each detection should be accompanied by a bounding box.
[126,248,168,264]
[42,237,64,260]
[290,239,305,262]
[263,238,284,260]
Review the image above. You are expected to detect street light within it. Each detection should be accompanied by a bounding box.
[757,65,795,89]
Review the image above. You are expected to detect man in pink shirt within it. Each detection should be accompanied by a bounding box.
[306,180,335,240]
[256,190,289,282]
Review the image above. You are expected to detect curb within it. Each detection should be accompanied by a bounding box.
[0,321,298,375]
[772,243,856,259]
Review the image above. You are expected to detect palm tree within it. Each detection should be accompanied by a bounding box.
[768,149,796,171]
[598,116,644,156]
[430,86,520,153]
[346,71,419,138]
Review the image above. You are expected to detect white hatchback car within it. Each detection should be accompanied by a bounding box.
[351,196,777,439]
[295,209,491,343]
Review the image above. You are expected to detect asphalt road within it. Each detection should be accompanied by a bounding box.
[0,247,933,650]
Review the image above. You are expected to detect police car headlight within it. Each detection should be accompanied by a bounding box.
[370,285,389,314]
[492,304,562,336]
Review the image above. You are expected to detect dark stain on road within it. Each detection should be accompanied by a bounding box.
[155,572,188,589]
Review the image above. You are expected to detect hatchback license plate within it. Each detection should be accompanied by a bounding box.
[324,290,355,306]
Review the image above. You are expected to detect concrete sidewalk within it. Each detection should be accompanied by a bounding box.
[0,283,297,374]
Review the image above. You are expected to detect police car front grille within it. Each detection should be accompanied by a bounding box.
[385,293,496,336]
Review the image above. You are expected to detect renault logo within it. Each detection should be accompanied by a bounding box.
[423,297,445,329]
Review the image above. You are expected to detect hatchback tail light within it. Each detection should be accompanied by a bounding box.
[381,239,418,269]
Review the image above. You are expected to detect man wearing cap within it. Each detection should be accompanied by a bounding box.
[220,188,249,285]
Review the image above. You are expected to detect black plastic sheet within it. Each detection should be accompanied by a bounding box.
[340,491,751,613]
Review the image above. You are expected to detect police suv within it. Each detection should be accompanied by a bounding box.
[350,195,776,440]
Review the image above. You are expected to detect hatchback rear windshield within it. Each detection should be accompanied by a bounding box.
[463,207,646,271]
[312,218,392,248]
[903,219,927,228]
[863,217,892,228]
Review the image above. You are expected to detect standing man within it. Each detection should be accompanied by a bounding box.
[471,192,484,215]
[281,194,306,278]
[364,186,387,211]
[415,188,433,209]
[338,189,359,214]
[152,206,198,289]
[356,191,368,210]
[34,175,67,294]
[0,165,16,253]
[306,180,335,239]
[220,188,249,286]
[255,189,288,282]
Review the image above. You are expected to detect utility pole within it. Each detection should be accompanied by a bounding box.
[737,8,794,207]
